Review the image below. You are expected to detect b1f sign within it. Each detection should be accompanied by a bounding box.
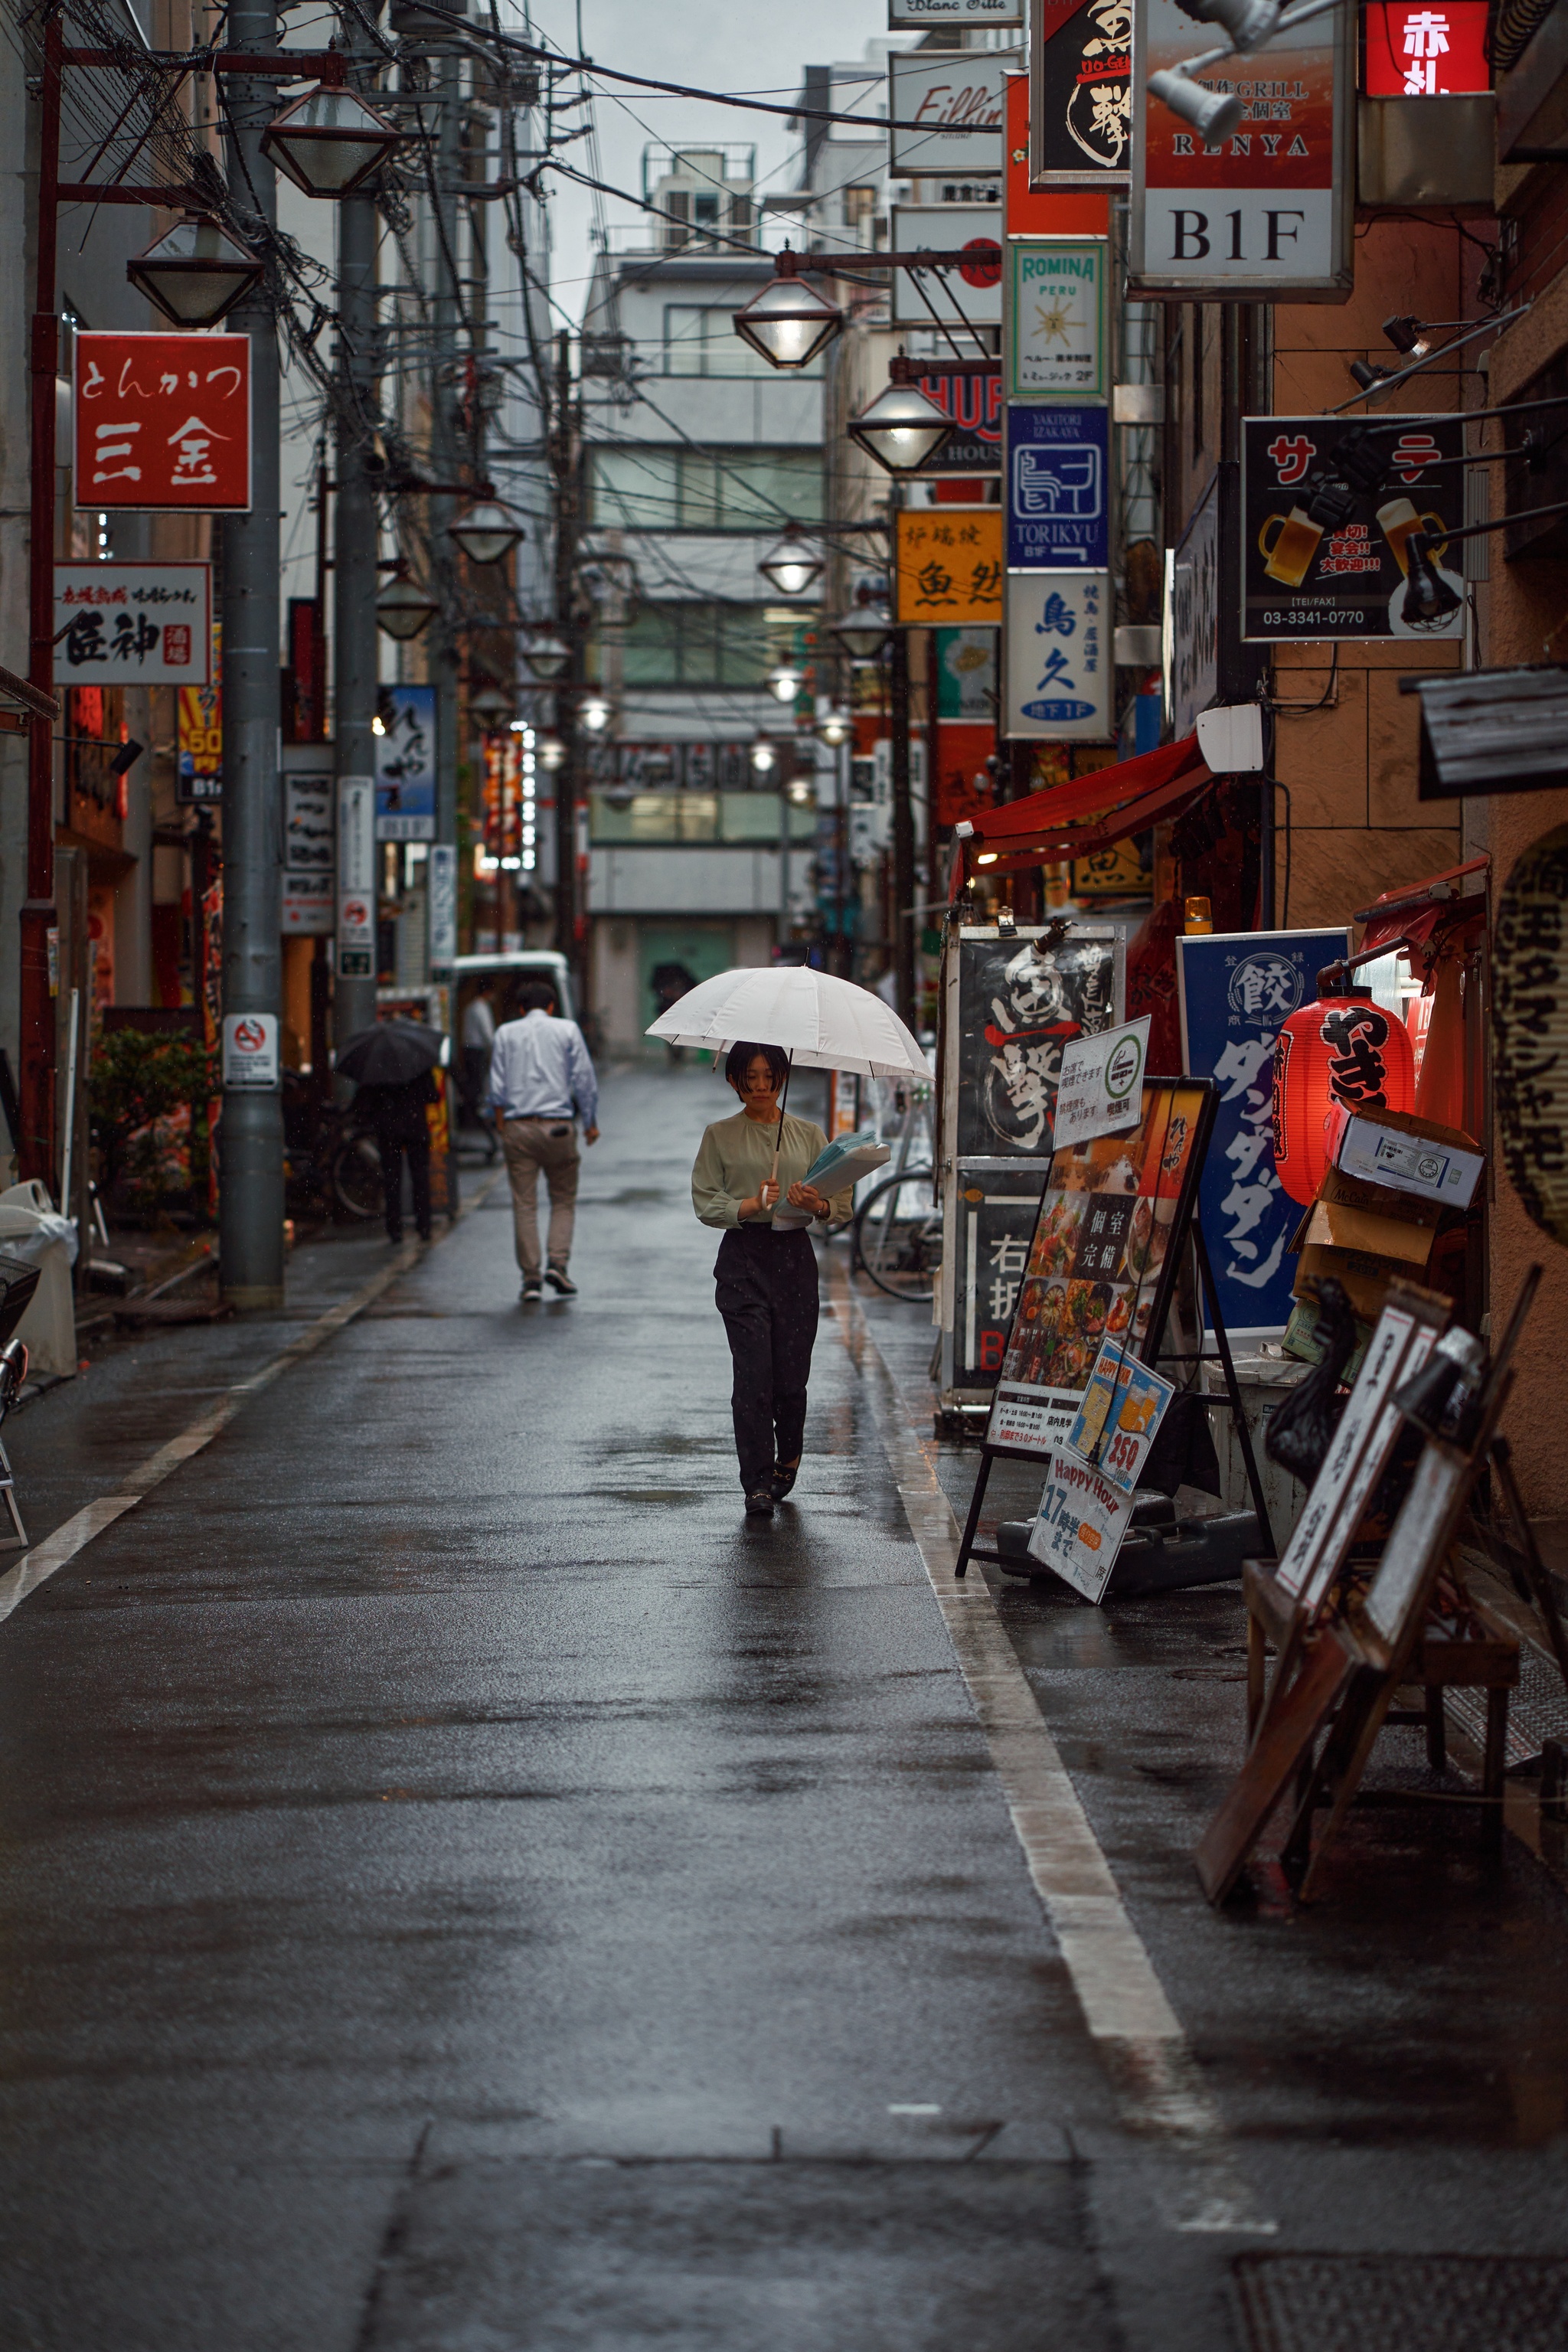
[1130,0,1354,299]
[1003,571,1112,741]
[74,333,252,511]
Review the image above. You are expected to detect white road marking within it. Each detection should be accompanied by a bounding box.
[833,1276,1276,2235]
[887,2104,942,2115]
[0,1178,501,1628]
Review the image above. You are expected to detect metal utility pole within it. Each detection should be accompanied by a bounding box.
[430,36,463,981]
[219,0,284,1306]
[889,626,915,1028]
[550,330,583,1000]
[333,40,383,1055]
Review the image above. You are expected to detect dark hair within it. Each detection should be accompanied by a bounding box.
[725,1040,789,1092]
[516,979,557,1015]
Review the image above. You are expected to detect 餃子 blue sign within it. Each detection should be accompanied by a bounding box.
[1176,928,1350,1339]
[1005,405,1109,570]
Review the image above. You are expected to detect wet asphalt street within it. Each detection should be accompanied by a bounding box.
[2,1063,1568,2351]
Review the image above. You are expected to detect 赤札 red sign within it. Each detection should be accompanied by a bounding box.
[73,332,251,512]
[1364,5,1490,96]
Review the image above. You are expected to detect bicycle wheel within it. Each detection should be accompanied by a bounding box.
[854,1167,942,1302]
[332,1128,384,1221]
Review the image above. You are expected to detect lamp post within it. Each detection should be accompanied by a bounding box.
[126,214,264,327]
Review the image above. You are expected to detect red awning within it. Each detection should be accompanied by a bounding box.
[1356,854,1489,967]
[952,733,1214,892]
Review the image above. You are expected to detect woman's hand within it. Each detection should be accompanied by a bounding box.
[740,1177,781,1218]
[787,1181,831,1219]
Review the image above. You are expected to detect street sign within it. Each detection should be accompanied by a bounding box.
[283,767,335,936]
[1241,413,1465,642]
[894,509,1003,627]
[890,206,1003,328]
[338,774,376,980]
[54,563,211,684]
[1002,570,1112,740]
[1031,0,1133,185]
[74,332,251,511]
[1005,404,1109,568]
[1130,0,1354,299]
[375,682,436,841]
[1364,2,1490,95]
[1004,240,1109,399]
[889,51,1017,175]
[222,1011,279,1090]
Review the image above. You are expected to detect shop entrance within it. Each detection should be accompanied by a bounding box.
[639,923,735,1056]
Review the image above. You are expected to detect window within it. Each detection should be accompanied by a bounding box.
[589,447,823,531]
[620,602,792,688]
[663,304,818,377]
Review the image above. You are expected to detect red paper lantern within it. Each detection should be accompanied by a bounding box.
[1272,988,1417,1205]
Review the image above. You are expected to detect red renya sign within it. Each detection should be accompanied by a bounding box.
[74,332,252,512]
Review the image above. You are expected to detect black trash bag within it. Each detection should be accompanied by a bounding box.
[1138,1390,1222,1499]
[1265,1276,1357,1484]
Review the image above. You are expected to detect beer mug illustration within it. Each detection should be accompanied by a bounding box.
[1259,507,1324,587]
[1377,496,1448,577]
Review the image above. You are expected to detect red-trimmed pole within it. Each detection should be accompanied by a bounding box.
[21,11,63,1185]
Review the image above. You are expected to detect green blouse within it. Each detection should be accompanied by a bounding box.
[691,1109,854,1230]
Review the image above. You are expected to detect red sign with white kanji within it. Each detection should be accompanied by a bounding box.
[1364,5,1491,96]
[73,332,251,512]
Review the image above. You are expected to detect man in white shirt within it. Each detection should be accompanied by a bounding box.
[488,980,600,1301]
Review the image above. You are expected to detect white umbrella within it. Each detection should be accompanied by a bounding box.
[645,964,929,1080]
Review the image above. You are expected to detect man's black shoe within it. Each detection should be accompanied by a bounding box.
[744,1488,775,1517]
[769,1462,799,1503]
[546,1266,578,1296]
[521,1277,544,1302]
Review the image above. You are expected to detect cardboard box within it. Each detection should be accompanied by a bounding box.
[1295,1240,1416,1322]
[1329,1105,1483,1210]
[1299,1199,1437,1267]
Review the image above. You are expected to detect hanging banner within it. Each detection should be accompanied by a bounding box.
[337,775,376,981]
[1364,2,1490,95]
[1004,239,1109,399]
[890,207,1003,328]
[74,332,251,511]
[1176,927,1350,1340]
[54,562,210,684]
[894,509,1003,626]
[1167,469,1218,733]
[889,51,1018,175]
[1130,0,1354,298]
[1031,0,1134,186]
[1002,570,1112,740]
[1241,413,1465,642]
[1006,404,1110,568]
[375,682,437,841]
[283,767,335,936]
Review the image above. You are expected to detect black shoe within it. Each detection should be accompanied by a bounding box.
[521,1277,543,1302]
[744,1488,776,1517]
[770,1462,799,1502]
[545,1266,577,1296]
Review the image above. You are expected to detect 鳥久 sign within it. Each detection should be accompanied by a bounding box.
[1176,928,1350,1340]
[74,332,251,511]
[1242,413,1465,642]
[1002,570,1112,740]
[54,563,210,684]
[1130,0,1354,297]
[1006,405,1109,568]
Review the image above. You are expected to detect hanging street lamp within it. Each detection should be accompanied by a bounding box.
[446,498,528,567]
[766,662,803,705]
[469,683,513,728]
[732,251,844,371]
[758,526,825,598]
[847,364,956,476]
[262,80,403,199]
[521,629,571,682]
[827,590,894,662]
[815,710,853,748]
[579,694,611,732]
[750,740,777,775]
[126,214,264,328]
[374,566,439,642]
[535,734,567,772]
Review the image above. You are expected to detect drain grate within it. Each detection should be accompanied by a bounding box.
[1234,2253,1568,2352]
[1446,1635,1568,1769]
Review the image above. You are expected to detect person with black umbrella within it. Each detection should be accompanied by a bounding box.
[337,1019,445,1246]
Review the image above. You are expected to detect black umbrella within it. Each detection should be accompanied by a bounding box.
[337,1019,445,1087]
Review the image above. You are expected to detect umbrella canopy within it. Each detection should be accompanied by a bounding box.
[645,965,929,1080]
[338,1019,445,1087]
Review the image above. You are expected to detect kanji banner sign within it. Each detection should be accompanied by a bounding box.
[1006,405,1109,567]
[54,563,211,684]
[74,332,251,511]
[1002,570,1112,740]
[894,510,1003,626]
[1364,3,1489,95]
[1130,0,1353,297]
[1031,0,1133,186]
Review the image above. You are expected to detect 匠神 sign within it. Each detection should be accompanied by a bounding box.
[1130,0,1353,298]
[1031,0,1133,185]
[1006,405,1109,568]
[1005,240,1109,398]
[1003,570,1112,740]
[54,563,210,684]
[1242,413,1465,642]
[74,332,251,511]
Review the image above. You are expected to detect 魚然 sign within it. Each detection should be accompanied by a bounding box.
[1002,570,1111,740]
[1006,405,1109,568]
[54,563,210,684]
[1130,0,1353,298]
[74,332,251,511]
[1005,240,1109,397]
[223,1011,279,1089]
[1242,413,1465,642]
[1054,1015,1150,1149]
[895,510,1003,627]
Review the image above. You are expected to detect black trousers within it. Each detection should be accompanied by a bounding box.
[714,1225,820,1493]
[380,1137,431,1242]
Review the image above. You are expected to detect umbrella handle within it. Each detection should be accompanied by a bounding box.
[768,1050,793,1190]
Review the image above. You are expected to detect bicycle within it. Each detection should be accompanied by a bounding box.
[853,1165,942,1303]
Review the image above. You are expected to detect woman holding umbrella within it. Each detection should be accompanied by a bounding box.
[337,1019,446,1245]
[659,965,930,1522]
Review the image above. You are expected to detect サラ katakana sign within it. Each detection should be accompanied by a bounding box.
[74,333,251,512]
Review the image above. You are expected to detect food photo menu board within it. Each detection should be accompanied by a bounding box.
[986,1079,1215,1455]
